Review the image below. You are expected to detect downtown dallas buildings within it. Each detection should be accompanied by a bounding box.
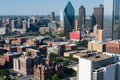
[60,1,75,34]
[104,0,120,41]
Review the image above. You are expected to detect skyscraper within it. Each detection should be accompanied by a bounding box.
[63,1,75,34]
[113,0,120,40]
[78,5,85,29]
[104,0,120,40]
[94,5,104,29]
[85,16,92,29]
[91,13,96,28]
[51,12,55,21]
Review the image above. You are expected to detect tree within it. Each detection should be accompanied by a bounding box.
[58,32,69,39]
[77,40,88,48]
[64,68,76,77]
[49,34,56,38]
[0,69,10,77]
[51,74,60,80]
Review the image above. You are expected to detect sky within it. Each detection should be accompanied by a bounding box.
[0,0,103,15]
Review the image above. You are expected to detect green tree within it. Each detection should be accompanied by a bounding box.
[51,74,60,80]
[49,34,56,38]
[0,69,10,77]
[58,32,69,39]
[64,67,76,76]
[77,40,88,48]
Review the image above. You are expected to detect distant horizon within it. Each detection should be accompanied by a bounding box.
[0,0,103,15]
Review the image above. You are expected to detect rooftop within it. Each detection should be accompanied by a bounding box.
[81,52,112,62]
[107,40,120,44]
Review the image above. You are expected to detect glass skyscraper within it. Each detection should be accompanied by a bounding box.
[113,0,120,40]
[104,0,120,40]
[79,5,85,29]
[63,1,75,34]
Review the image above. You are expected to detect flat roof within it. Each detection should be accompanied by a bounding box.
[107,40,120,44]
[81,53,112,62]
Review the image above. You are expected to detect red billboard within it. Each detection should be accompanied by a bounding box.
[70,31,80,41]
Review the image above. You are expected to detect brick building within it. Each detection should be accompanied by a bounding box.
[3,45,17,52]
[10,38,26,45]
[17,46,26,52]
[26,48,41,56]
[34,53,64,80]
[106,40,120,54]
[65,44,77,51]
[34,63,64,80]
[0,52,22,67]
[23,39,35,46]
[13,55,40,76]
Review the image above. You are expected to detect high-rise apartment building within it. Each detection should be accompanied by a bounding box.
[63,1,75,34]
[78,5,85,29]
[104,0,120,40]
[94,5,104,29]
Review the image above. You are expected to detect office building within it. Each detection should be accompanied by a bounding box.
[0,27,7,35]
[51,12,55,21]
[13,55,40,76]
[74,20,79,31]
[91,14,96,28]
[106,40,120,54]
[11,19,27,33]
[104,0,120,40]
[94,5,104,29]
[78,5,85,29]
[39,27,50,34]
[88,40,106,52]
[85,16,92,29]
[48,21,57,31]
[94,25,103,41]
[63,1,75,34]
[78,52,120,80]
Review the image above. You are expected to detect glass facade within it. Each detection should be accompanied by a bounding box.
[113,0,120,39]
[64,1,75,34]
[103,0,114,41]
[104,0,120,40]
[79,5,85,29]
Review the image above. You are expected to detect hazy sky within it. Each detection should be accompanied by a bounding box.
[0,0,103,15]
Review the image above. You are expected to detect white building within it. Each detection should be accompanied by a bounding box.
[78,52,120,80]
[11,20,27,33]
[0,27,6,35]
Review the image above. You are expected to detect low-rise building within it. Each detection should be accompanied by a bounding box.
[10,38,26,45]
[106,40,120,54]
[88,40,106,52]
[39,27,50,34]
[3,45,17,52]
[13,55,40,76]
[26,48,41,56]
[17,46,26,52]
[0,52,22,67]
[34,63,64,80]
[65,44,77,51]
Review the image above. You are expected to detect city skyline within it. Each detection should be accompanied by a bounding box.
[0,0,103,15]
